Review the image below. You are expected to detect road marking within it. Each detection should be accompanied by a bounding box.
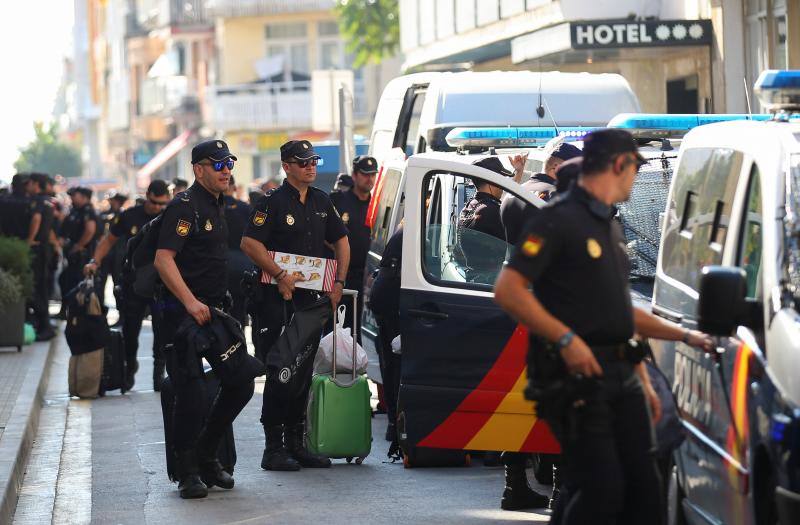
[53,400,92,524]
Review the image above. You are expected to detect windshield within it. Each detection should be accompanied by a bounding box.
[616,153,677,293]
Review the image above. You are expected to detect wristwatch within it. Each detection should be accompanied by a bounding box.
[556,330,575,349]
[334,279,346,287]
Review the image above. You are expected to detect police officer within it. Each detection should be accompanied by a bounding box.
[494,129,714,525]
[500,142,581,245]
[97,192,128,307]
[153,140,255,499]
[27,173,57,341]
[84,180,170,390]
[329,155,377,331]
[0,174,35,240]
[171,177,188,197]
[241,139,350,472]
[223,175,252,325]
[58,187,97,301]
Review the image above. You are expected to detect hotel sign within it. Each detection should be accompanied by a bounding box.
[570,19,713,49]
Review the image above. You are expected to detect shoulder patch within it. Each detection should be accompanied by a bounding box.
[176,219,191,237]
[521,235,543,257]
[253,211,266,226]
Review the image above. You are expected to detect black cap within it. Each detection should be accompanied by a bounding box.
[352,155,378,174]
[280,140,320,162]
[11,173,30,186]
[550,142,582,162]
[74,186,93,198]
[110,192,128,202]
[555,157,583,193]
[191,139,237,164]
[582,129,643,171]
[472,156,513,177]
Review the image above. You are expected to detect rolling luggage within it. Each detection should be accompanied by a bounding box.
[306,290,372,463]
[99,329,127,395]
[68,349,104,399]
[160,369,237,481]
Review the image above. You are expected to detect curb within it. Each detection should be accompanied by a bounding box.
[0,336,57,525]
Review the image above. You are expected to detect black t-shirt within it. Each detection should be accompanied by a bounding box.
[157,183,229,300]
[110,204,159,240]
[458,191,505,274]
[500,174,556,245]
[507,185,634,346]
[330,189,371,278]
[60,204,98,247]
[371,226,403,317]
[223,195,252,251]
[243,179,347,258]
[33,195,55,244]
[0,193,33,240]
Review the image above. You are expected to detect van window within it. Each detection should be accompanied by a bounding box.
[421,172,512,290]
[369,167,402,254]
[739,166,762,298]
[660,148,744,294]
[393,88,427,153]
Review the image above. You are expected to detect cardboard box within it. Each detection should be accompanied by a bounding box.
[260,251,338,292]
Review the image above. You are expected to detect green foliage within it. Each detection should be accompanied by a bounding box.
[14,122,82,178]
[335,0,400,67]
[0,237,33,300]
[0,268,23,314]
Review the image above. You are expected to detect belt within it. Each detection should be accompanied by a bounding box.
[590,343,629,362]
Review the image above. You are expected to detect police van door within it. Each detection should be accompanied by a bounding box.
[397,156,559,455]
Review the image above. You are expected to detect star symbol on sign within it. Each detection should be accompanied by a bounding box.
[655,25,671,40]
[672,24,687,40]
[688,23,704,39]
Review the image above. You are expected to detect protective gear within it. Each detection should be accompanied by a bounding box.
[285,424,331,468]
[261,426,300,471]
[176,449,208,499]
[500,463,550,511]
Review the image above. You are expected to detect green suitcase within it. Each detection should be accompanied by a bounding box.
[306,290,372,463]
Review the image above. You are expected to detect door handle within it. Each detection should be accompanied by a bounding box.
[408,308,449,320]
[652,305,683,323]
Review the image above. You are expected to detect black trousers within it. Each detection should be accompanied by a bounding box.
[226,250,251,327]
[29,245,51,333]
[255,287,321,428]
[122,283,164,370]
[544,360,662,525]
[59,249,90,299]
[161,296,254,452]
[375,313,401,429]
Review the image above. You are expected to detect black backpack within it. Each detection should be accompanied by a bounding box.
[122,194,199,299]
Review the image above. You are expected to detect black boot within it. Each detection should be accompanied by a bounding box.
[285,424,331,468]
[260,426,300,471]
[125,360,139,391]
[176,450,208,499]
[501,464,550,511]
[196,432,234,489]
[153,360,166,392]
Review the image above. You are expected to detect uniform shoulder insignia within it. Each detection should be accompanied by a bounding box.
[522,235,544,257]
[179,190,191,202]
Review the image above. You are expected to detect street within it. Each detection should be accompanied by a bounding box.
[12,314,551,524]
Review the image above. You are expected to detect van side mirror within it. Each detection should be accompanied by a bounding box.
[698,266,762,336]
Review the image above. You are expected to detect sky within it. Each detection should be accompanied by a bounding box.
[0,1,75,183]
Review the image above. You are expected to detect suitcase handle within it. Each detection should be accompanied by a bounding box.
[331,289,359,385]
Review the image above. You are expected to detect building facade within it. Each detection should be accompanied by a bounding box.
[399,0,800,114]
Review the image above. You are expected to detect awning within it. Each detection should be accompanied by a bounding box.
[136,130,192,188]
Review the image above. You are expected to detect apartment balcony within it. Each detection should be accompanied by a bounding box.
[136,0,211,30]
[205,0,336,18]
[140,75,191,116]
[206,81,313,132]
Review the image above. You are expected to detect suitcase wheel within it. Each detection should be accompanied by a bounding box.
[346,457,353,464]
[355,457,365,465]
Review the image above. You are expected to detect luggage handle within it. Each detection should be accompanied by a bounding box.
[331,289,359,385]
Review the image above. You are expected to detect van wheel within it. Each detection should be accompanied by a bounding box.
[531,454,555,485]
[666,463,687,525]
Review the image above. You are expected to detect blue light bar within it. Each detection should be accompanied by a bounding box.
[445,126,597,148]
[608,113,772,136]
[755,70,800,111]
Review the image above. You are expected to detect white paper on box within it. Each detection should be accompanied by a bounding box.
[260,251,338,292]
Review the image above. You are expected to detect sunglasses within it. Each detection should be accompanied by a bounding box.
[148,197,169,207]
[286,159,319,168]
[200,159,235,171]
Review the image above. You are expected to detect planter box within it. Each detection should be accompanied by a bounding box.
[0,299,26,351]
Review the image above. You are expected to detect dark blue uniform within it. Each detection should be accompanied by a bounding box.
[243,179,347,429]
[58,203,97,301]
[223,194,253,325]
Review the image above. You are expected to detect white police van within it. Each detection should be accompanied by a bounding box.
[649,71,800,525]
[367,116,743,465]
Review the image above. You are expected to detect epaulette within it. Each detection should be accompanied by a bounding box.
[178,190,191,203]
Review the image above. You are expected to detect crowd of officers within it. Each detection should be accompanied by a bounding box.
[2,128,717,521]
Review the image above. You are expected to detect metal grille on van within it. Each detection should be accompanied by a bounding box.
[617,154,677,279]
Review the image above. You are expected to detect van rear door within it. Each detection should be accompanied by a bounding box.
[397,155,559,454]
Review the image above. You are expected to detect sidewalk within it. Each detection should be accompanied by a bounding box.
[0,331,57,525]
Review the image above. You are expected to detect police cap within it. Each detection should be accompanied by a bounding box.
[334,173,354,191]
[191,139,238,164]
[582,129,644,173]
[472,156,513,177]
[72,186,93,199]
[550,142,582,162]
[352,155,378,174]
[280,140,320,162]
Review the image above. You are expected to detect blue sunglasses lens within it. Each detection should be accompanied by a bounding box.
[212,159,235,171]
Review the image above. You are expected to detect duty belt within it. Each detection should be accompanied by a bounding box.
[590,343,630,362]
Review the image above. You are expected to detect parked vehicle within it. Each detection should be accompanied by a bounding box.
[650,70,800,525]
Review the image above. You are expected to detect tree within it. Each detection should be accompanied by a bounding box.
[14,122,82,178]
[335,0,400,67]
